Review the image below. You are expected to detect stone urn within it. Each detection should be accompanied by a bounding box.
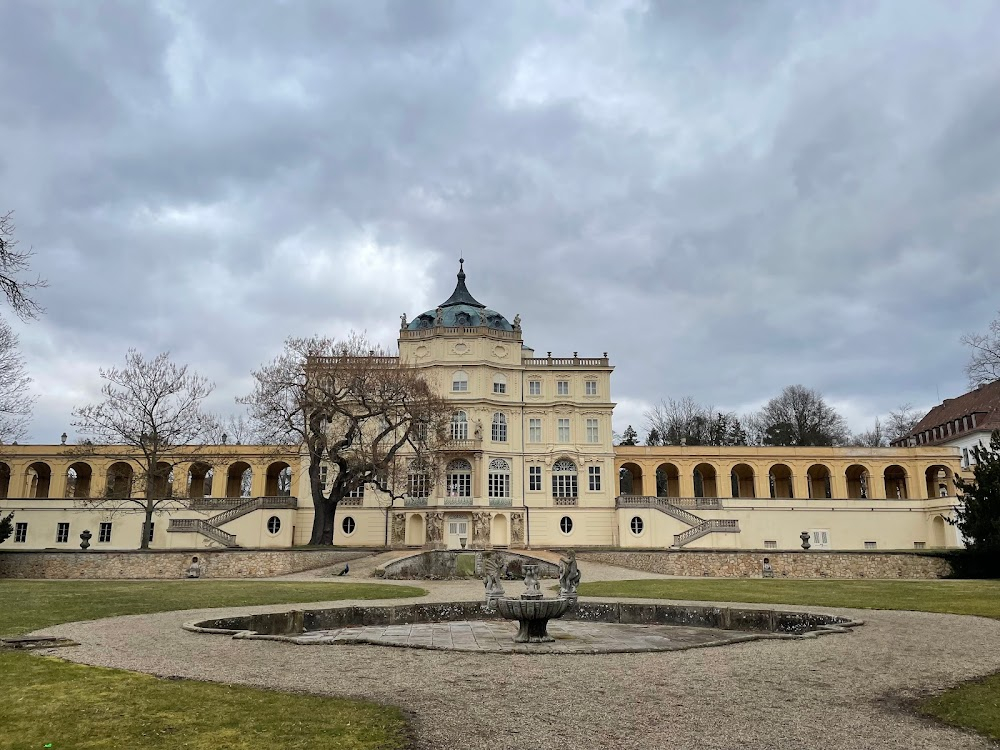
[496,596,574,643]
[800,531,811,550]
[79,529,92,550]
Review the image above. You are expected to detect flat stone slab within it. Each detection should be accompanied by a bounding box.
[280,619,768,654]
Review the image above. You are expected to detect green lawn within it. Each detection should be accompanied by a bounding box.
[580,577,1000,742]
[0,580,425,750]
[578,578,1000,619]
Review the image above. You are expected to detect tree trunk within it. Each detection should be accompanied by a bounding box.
[309,497,340,545]
[139,506,153,549]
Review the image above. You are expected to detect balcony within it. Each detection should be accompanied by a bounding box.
[553,497,578,506]
[489,498,513,507]
[440,438,483,452]
[523,353,609,367]
[404,497,429,507]
[444,496,473,507]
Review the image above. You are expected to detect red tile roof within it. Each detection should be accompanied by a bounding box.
[894,380,1000,446]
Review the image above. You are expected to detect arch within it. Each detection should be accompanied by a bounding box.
[225,461,253,498]
[151,461,175,498]
[491,412,507,442]
[619,462,644,495]
[931,515,948,547]
[0,462,9,498]
[187,462,214,498]
[807,464,832,499]
[450,411,468,440]
[884,465,908,499]
[488,457,511,498]
[730,464,755,498]
[769,463,794,499]
[491,514,509,546]
[106,462,134,498]
[407,513,425,546]
[452,370,469,392]
[845,464,871,499]
[693,463,717,498]
[265,461,292,497]
[925,465,954,499]
[26,462,52,498]
[655,463,680,498]
[65,462,93,498]
[553,459,578,500]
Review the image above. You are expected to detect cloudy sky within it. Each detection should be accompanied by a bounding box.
[2,0,999,444]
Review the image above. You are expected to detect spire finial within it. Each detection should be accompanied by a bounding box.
[459,257,464,270]
[457,257,465,280]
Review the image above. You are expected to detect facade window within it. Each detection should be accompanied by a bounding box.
[451,411,469,440]
[319,465,328,491]
[962,448,970,468]
[342,516,356,535]
[588,465,601,491]
[347,484,365,499]
[810,529,830,549]
[147,522,155,543]
[764,540,777,549]
[98,522,112,544]
[452,371,468,392]
[491,412,507,442]
[488,458,511,498]
[552,459,578,499]
[630,516,644,535]
[913,541,926,549]
[863,540,877,550]
[559,516,573,534]
[14,522,27,543]
[528,418,541,443]
[528,380,541,396]
[557,418,570,442]
[493,375,506,394]
[408,461,430,497]
[267,516,281,534]
[56,522,69,544]
[557,380,569,396]
[586,381,597,396]
[586,418,599,443]
[446,459,472,497]
[529,466,542,491]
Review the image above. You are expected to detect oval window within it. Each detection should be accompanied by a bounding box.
[559,516,573,534]
[630,516,644,535]
[342,516,356,535]
[266,516,281,534]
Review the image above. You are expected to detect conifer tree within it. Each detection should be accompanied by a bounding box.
[953,430,1000,554]
[619,425,639,446]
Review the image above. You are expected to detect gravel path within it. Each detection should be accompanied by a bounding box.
[29,563,1000,750]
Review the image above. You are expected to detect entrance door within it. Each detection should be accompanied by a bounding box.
[447,516,470,550]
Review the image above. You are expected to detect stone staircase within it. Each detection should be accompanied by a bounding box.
[167,496,298,547]
[615,496,740,548]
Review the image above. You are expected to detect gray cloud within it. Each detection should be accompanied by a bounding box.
[2,0,999,443]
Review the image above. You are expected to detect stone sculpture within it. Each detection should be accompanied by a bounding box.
[434,307,443,325]
[185,556,202,579]
[510,513,524,545]
[472,512,491,547]
[483,551,505,607]
[392,513,406,545]
[426,512,445,545]
[800,531,811,550]
[557,549,581,600]
[523,563,542,599]
[79,529,92,550]
[400,313,407,328]
[513,313,521,330]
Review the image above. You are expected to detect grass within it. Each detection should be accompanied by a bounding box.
[0,580,426,750]
[578,578,1000,619]
[579,577,1000,743]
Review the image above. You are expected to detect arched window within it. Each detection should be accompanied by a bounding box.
[408,459,430,498]
[488,458,510,498]
[452,370,469,392]
[450,411,468,440]
[552,459,578,499]
[446,459,472,497]
[491,412,507,442]
[493,374,507,394]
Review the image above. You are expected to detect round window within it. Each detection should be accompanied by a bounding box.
[630,516,644,535]
[559,516,573,534]
[266,516,281,534]
[342,516,356,535]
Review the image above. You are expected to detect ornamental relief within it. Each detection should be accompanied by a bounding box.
[453,342,469,355]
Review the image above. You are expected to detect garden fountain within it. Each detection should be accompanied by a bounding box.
[492,552,580,643]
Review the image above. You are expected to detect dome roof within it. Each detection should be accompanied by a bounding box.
[407,259,513,332]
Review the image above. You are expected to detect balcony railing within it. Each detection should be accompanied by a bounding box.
[617,496,723,510]
[443,496,473,506]
[489,498,513,507]
[401,326,521,341]
[404,497,429,507]
[553,497,578,506]
[524,354,609,367]
[441,438,483,452]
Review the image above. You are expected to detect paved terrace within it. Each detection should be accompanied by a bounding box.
[29,554,1000,750]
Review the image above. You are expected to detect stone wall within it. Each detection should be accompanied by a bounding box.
[0,548,372,580]
[578,550,953,579]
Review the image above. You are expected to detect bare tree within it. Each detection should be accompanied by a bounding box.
[750,385,850,447]
[0,320,34,443]
[887,403,921,443]
[644,397,746,446]
[209,413,262,445]
[850,417,888,448]
[0,211,46,321]
[240,333,451,545]
[71,350,217,548]
[962,310,1000,388]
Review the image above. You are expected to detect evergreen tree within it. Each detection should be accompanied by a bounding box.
[953,430,1000,554]
[645,428,661,446]
[619,425,639,446]
[0,510,12,544]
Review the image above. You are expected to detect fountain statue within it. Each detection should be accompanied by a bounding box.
[493,562,579,643]
[558,549,581,601]
[483,552,505,608]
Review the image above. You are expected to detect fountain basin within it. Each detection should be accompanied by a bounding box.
[496,596,574,643]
